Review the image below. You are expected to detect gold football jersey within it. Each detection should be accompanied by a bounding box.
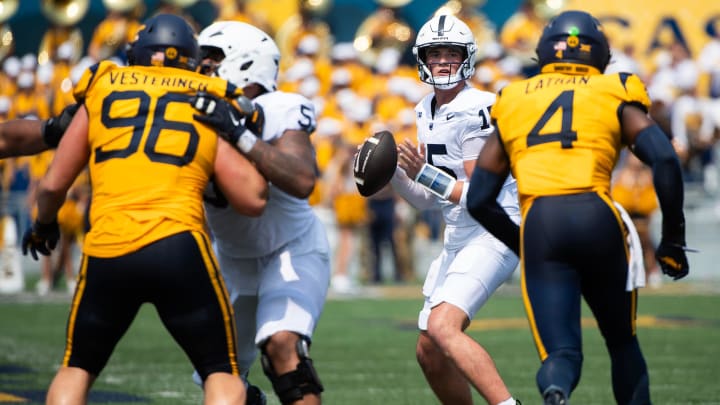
[492,72,650,213]
[74,61,242,257]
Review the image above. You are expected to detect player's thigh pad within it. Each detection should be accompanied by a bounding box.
[418,234,518,330]
[255,227,330,344]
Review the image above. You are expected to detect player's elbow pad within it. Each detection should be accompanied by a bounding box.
[467,167,520,255]
[631,124,685,236]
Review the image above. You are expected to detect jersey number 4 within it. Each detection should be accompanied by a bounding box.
[527,90,577,149]
[95,90,199,167]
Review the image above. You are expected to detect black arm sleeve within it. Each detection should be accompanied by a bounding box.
[466,167,520,255]
[631,124,685,242]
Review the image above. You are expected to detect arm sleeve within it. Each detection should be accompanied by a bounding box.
[630,124,686,242]
[466,166,520,255]
[390,166,438,210]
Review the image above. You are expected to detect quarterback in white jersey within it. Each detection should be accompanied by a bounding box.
[389,15,521,405]
[195,22,329,405]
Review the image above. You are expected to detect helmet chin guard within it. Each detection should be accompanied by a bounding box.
[428,71,467,90]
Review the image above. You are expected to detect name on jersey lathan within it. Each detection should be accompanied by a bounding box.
[108,71,209,92]
[524,75,590,94]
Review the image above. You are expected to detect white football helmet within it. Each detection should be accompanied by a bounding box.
[412,14,477,90]
[198,21,280,92]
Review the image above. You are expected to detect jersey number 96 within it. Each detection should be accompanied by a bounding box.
[95,90,199,167]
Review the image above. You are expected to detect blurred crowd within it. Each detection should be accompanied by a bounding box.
[1,0,719,295]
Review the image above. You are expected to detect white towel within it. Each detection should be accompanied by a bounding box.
[0,216,24,294]
[614,202,646,291]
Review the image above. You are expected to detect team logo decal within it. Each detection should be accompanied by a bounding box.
[165,47,178,60]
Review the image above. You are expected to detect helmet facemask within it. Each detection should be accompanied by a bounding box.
[415,44,473,90]
[198,46,225,76]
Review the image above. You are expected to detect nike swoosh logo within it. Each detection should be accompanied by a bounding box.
[230,112,240,127]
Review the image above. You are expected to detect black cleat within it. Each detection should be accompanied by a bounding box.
[246,383,267,405]
[543,388,568,405]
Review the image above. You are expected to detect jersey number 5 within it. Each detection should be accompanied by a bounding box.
[527,90,577,149]
[95,90,199,167]
[426,144,458,179]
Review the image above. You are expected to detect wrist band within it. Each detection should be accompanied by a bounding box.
[414,163,456,199]
[236,129,257,153]
[458,181,469,208]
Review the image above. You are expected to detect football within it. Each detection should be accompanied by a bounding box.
[353,130,398,197]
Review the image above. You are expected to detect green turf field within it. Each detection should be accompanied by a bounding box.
[1,285,719,404]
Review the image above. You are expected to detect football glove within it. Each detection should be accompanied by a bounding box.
[21,219,60,260]
[42,103,79,147]
[191,93,264,153]
[655,239,690,280]
[244,100,265,136]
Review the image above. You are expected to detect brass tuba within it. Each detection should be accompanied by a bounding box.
[300,0,333,16]
[531,0,567,20]
[38,0,90,65]
[103,0,143,14]
[158,0,199,8]
[275,0,333,67]
[40,0,90,27]
[90,0,144,61]
[353,0,413,68]
[0,0,19,62]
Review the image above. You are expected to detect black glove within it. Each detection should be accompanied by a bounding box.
[42,103,80,147]
[655,217,692,280]
[244,101,265,136]
[21,219,60,260]
[655,240,689,280]
[191,92,264,142]
[191,92,244,137]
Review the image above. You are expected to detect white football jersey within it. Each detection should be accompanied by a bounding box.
[415,85,519,250]
[205,91,319,258]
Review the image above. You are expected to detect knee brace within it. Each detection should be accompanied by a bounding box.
[260,336,324,405]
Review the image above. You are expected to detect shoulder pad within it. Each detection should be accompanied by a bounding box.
[73,61,112,104]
